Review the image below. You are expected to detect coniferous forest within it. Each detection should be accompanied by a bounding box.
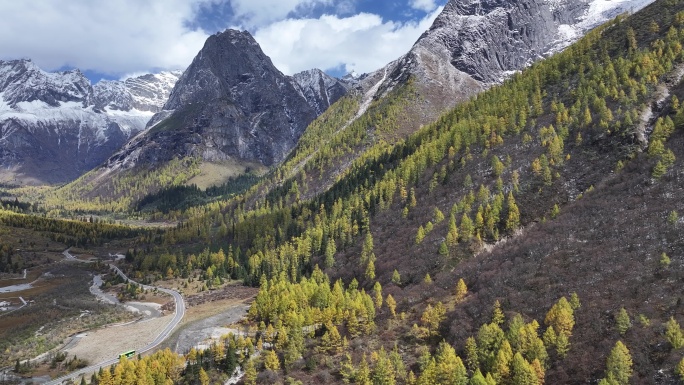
[2,0,684,384]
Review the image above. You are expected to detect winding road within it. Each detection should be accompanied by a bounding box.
[44,256,185,385]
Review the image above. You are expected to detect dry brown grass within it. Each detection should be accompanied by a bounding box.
[187,160,266,190]
[0,275,63,300]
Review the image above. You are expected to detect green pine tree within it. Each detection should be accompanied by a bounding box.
[616,308,632,335]
[603,341,633,385]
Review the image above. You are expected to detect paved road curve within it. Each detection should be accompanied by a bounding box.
[45,262,185,385]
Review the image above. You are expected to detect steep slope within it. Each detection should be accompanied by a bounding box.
[239,0,660,206]
[127,0,684,383]
[376,0,656,122]
[0,60,180,184]
[316,3,684,383]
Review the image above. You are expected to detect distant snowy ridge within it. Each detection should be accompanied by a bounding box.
[0,59,182,184]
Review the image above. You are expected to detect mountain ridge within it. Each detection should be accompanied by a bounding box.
[96,29,352,184]
[0,59,181,184]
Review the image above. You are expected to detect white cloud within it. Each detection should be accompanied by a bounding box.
[409,0,439,12]
[0,0,212,78]
[0,0,443,82]
[254,7,443,75]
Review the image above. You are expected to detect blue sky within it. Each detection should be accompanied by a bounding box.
[0,0,446,84]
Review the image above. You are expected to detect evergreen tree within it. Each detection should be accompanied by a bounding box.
[492,340,513,383]
[421,302,446,336]
[465,337,479,373]
[434,342,468,385]
[569,292,581,310]
[492,156,505,177]
[615,308,632,335]
[660,252,671,268]
[506,192,521,231]
[653,161,667,179]
[603,341,633,385]
[455,278,468,303]
[461,213,474,241]
[357,354,372,385]
[98,367,113,385]
[530,359,545,384]
[626,27,638,53]
[324,240,336,268]
[439,241,449,256]
[446,214,460,247]
[262,349,280,370]
[477,323,505,372]
[366,259,376,280]
[392,269,401,285]
[511,352,539,385]
[470,369,488,385]
[319,323,343,354]
[542,327,557,348]
[492,300,505,325]
[545,297,575,336]
[373,348,397,385]
[373,282,383,309]
[555,331,570,358]
[665,317,684,349]
[386,294,397,318]
[434,207,445,223]
[677,357,684,381]
[199,367,209,385]
[416,226,426,244]
[362,231,376,279]
[667,210,679,226]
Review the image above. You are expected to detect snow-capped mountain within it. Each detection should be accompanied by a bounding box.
[365,0,656,122]
[0,59,180,184]
[292,69,351,116]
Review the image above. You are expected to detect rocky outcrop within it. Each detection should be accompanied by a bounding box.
[292,69,350,116]
[0,59,180,184]
[373,0,654,120]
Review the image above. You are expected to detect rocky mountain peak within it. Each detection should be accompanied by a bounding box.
[292,68,351,116]
[0,58,93,108]
[163,29,281,110]
[109,28,342,172]
[368,0,653,125]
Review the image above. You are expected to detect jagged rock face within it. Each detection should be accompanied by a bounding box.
[93,71,183,113]
[376,0,653,119]
[292,69,350,116]
[0,59,92,108]
[0,59,180,184]
[419,0,583,84]
[111,29,330,170]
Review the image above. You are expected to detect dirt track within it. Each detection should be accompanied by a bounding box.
[64,314,173,364]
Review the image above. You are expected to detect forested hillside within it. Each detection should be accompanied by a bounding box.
[79,0,684,384]
[7,0,684,384]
